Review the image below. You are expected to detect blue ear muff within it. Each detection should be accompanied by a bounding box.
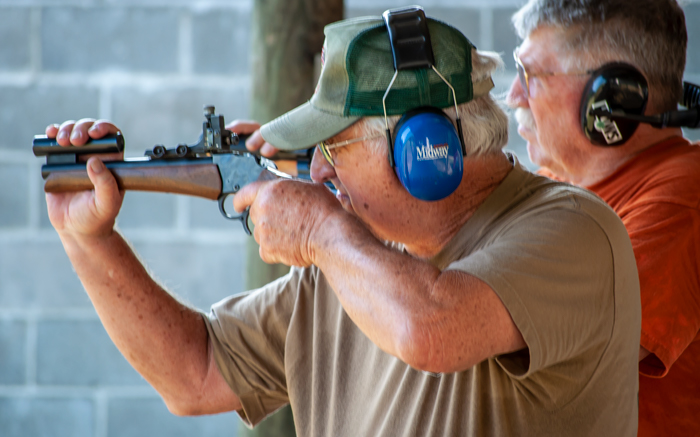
[392,106,463,201]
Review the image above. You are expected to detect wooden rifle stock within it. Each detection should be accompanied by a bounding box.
[43,161,223,200]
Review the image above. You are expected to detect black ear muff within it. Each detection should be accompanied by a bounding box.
[580,63,648,147]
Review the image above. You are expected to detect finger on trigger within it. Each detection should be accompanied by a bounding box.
[232,181,263,213]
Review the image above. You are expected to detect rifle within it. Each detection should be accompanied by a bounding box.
[33,105,314,235]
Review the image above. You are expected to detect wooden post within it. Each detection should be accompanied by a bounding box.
[241,0,343,435]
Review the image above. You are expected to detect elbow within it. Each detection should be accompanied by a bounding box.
[164,391,224,417]
[395,318,481,374]
[395,319,448,374]
[160,381,213,416]
[163,395,204,417]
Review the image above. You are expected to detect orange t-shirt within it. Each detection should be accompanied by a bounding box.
[540,136,700,436]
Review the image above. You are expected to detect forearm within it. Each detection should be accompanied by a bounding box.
[312,213,524,373]
[312,214,448,367]
[58,229,227,412]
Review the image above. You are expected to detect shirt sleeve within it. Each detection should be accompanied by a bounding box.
[447,208,617,379]
[621,202,700,377]
[201,266,312,426]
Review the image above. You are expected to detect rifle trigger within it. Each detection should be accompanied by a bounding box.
[218,194,252,235]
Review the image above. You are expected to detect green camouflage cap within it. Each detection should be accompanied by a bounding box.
[260,14,494,150]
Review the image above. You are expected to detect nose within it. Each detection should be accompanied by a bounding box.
[506,75,528,109]
[310,146,337,184]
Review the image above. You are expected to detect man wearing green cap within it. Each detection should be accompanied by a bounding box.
[45,10,641,436]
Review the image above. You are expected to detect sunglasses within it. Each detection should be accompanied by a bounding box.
[317,134,383,167]
[513,50,595,98]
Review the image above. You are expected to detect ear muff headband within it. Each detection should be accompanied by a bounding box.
[580,62,648,147]
[381,6,466,201]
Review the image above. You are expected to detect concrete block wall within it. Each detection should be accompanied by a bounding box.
[0,1,698,436]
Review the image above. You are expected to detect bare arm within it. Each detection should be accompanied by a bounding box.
[60,229,241,414]
[312,213,526,374]
[45,120,241,415]
[234,180,526,374]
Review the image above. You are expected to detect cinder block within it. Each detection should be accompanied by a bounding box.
[189,196,235,230]
[110,86,249,160]
[108,397,240,437]
[41,7,179,73]
[0,163,29,227]
[0,397,93,437]
[192,9,251,75]
[685,4,699,75]
[117,191,177,229]
[423,7,482,48]
[104,0,230,5]
[344,7,395,19]
[0,8,31,71]
[493,8,519,71]
[0,320,26,384]
[0,241,91,309]
[36,170,54,230]
[11,230,245,313]
[0,85,99,152]
[37,320,146,386]
[347,0,460,9]
[129,241,246,309]
[345,7,482,46]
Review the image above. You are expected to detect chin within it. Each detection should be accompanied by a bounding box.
[526,142,547,168]
[337,194,355,214]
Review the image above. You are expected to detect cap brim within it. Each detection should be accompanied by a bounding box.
[260,101,360,150]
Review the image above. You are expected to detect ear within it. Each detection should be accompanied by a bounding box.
[579,63,648,147]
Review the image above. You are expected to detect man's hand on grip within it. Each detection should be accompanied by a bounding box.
[234,179,342,267]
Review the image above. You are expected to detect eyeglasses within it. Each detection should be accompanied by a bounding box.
[317,134,383,167]
[513,50,595,98]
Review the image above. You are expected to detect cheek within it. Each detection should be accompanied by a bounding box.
[532,96,582,145]
[340,162,403,218]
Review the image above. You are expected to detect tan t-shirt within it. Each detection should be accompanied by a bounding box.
[203,156,641,436]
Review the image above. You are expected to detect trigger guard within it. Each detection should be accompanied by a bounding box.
[218,194,252,235]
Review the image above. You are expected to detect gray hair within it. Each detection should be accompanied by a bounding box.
[512,0,687,112]
[358,49,509,157]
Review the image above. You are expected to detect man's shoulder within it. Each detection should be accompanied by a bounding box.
[514,166,615,215]
[615,138,700,208]
[646,137,700,171]
[479,165,628,256]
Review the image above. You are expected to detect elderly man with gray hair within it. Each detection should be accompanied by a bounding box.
[44,8,641,436]
[507,1,700,435]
